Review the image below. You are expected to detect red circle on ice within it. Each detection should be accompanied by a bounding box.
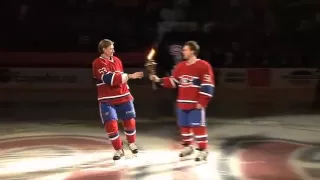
[0,135,125,180]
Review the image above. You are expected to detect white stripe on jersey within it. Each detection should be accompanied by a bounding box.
[169,77,176,88]
[176,100,197,103]
[178,75,199,79]
[178,85,200,88]
[201,83,215,87]
[199,92,213,97]
[98,92,131,100]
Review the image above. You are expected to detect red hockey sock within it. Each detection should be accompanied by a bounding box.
[104,120,122,150]
[193,126,208,150]
[180,126,193,145]
[123,118,136,144]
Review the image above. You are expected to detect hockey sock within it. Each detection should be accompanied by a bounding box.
[123,118,136,144]
[193,126,208,150]
[104,120,122,150]
[180,126,193,146]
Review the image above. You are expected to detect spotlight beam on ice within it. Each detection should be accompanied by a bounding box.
[1,148,239,180]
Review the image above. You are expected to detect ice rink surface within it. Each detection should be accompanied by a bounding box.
[0,115,319,180]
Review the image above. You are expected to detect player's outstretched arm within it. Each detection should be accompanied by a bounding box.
[149,64,179,88]
[150,75,178,88]
[93,61,143,86]
[102,71,144,86]
[128,72,144,80]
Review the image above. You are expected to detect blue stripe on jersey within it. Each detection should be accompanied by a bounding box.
[102,73,115,85]
[193,79,201,86]
[200,85,214,95]
[94,78,104,84]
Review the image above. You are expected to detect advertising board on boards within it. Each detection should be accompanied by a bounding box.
[272,68,318,88]
[218,68,247,88]
[0,68,93,89]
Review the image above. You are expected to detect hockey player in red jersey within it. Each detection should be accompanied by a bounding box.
[92,39,144,160]
[150,41,214,161]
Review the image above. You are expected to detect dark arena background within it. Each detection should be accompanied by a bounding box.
[0,0,320,179]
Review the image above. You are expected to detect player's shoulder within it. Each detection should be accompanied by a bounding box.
[113,56,121,62]
[92,57,101,65]
[112,56,123,65]
[197,59,211,66]
[175,61,185,68]
[197,59,213,69]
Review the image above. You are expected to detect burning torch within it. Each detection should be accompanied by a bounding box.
[145,48,157,90]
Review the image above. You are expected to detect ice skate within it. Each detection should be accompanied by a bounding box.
[113,149,125,161]
[128,142,138,154]
[179,145,194,157]
[195,148,208,161]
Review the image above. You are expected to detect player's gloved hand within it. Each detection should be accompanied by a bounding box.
[129,72,144,79]
[149,75,160,82]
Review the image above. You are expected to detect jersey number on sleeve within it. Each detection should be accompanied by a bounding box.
[98,67,107,74]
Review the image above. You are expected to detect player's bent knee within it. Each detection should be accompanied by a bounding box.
[104,120,119,133]
[123,118,136,130]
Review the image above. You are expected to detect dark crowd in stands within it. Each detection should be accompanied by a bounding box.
[1,0,319,68]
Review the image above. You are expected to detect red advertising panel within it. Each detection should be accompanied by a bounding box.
[247,68,271,87]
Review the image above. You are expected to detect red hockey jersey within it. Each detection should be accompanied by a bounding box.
[160,59,215,110]
[92,56,132,105]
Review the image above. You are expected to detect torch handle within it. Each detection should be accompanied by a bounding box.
[149,70,157,90]
[151,81,157,90]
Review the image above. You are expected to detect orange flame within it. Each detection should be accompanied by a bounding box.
[147,48,156,60]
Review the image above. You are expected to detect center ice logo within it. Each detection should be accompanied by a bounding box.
[0,134,219,180]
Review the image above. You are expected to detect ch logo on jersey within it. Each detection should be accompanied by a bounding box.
[98,67,107,74]
[179,75,197,87]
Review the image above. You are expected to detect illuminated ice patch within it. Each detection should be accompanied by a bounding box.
[35,150,225,180]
